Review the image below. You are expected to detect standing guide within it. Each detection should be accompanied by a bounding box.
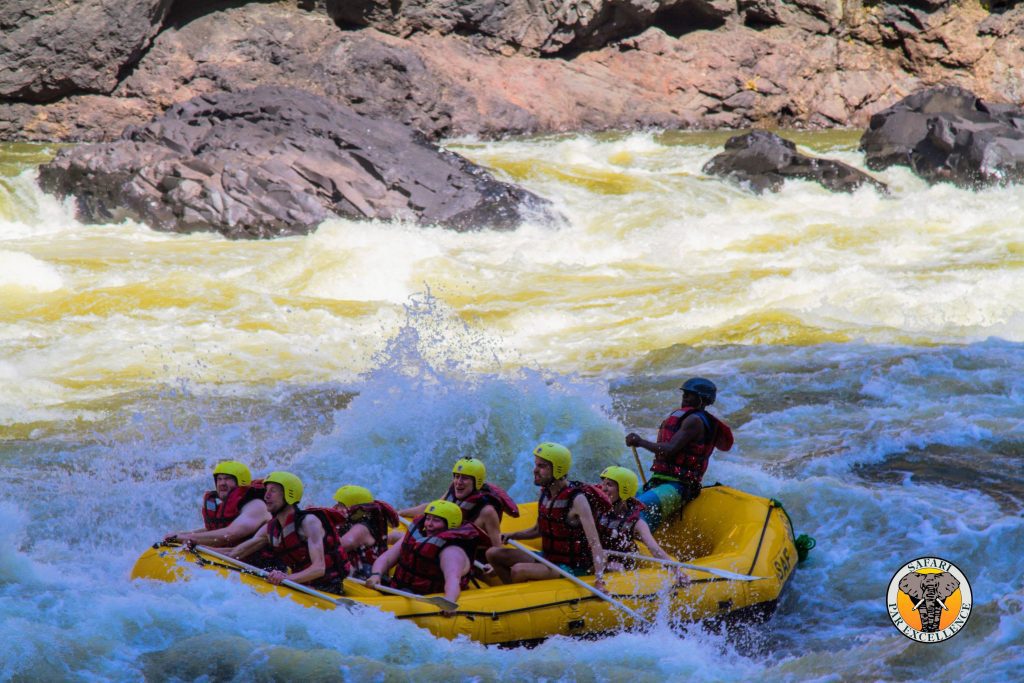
[625,377,734,530]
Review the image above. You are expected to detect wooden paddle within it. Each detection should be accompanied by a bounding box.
[605,550,767,581]
[191,544,356,608]
[631,446,648,485]
[348,577,458,612]
[506,539,649,625]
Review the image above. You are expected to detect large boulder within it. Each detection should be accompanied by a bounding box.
[36,87,558,238]
[80,4,535,142]
[703,130,889,194]
[0,0,173,102]
[859,86,1024,186]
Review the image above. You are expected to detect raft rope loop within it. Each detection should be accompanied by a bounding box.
[770,498,816,563]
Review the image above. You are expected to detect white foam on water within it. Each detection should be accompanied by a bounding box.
[3,132,1024,427]
[2,135,1023,680]
[0,249,64,293]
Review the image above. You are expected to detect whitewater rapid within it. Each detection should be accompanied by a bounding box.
[1,132,1022,682]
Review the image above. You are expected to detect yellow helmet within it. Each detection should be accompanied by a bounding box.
[452,457,485,489]
[600,466,639,500]
[533,442,571,480]
[212,460,251,487]
[333,485,373,508]
[264,471,303,505]
[424,499,463,529]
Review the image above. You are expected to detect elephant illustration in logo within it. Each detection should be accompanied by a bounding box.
[899,571,960,632]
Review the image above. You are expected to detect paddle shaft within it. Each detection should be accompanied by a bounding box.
[194,545,353,607]
[348,576,458,611]
[506,539,648,624]
[605,550,766,582]
[631,446,648,485]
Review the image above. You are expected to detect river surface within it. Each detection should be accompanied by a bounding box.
[1,132,1022,682]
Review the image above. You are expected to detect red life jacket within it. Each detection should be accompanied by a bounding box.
[537,482,611,571]
[444,482,520,523]
[201,481,265,531]
[597,498,646,558]
[266,506,351,587]
[337,500,400,570]
[391,517,487,595]
[651,407,734,484]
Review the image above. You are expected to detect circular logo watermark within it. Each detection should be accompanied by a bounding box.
[887,557,972,643]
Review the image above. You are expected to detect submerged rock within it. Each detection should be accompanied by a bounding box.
[859,85,1024,187]
[36,87,558,238]
[703,130,888,194]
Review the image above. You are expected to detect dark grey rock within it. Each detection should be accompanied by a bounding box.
[326,0,677,55]
[0,0,173,102]
[37,87,559,238]
[739,0,841,34]
[860,85,1024,186]
[703,130,889,194]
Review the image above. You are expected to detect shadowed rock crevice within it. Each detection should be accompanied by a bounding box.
[163,0,256,29]
[651,0,733,38]
[37,87,560,238]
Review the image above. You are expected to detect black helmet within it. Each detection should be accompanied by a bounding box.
[680,377,717,405]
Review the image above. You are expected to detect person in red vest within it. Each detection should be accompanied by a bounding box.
[625,377,734,531]
[228,471,350,592]
[485,442,610,590]
[331,484,399,578]
[398,457,519,548]
[366,500,486,615]
[596,466,687,584]
[164,460,269,547]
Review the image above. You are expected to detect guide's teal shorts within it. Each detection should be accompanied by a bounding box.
[637,477,700,531]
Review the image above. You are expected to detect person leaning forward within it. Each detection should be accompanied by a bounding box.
[366,500,487,616]
[331,484,399,579]
[397,457,519,548]
[625,377,734,531]
[485,442,611,591]
[228,471,351,592]
[164,460,270,547]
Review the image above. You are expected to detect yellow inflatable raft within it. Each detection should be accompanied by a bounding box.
[131,484,798,644]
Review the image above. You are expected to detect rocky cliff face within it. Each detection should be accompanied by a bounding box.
[3,1,1024,143]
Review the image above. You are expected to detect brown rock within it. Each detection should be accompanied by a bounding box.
[2,0,1024,144]
[0,0,173,102]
